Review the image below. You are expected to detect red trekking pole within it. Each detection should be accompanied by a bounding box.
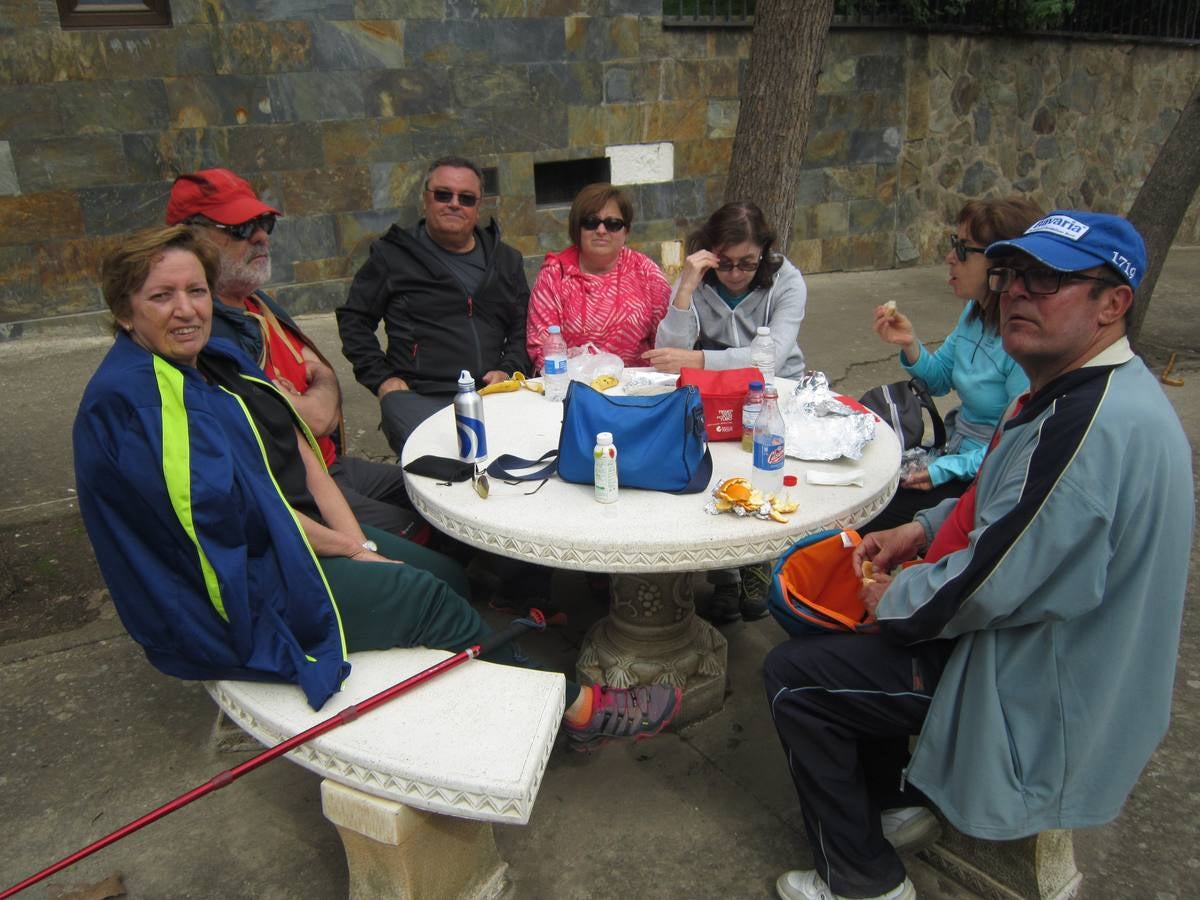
[1,611,546,899]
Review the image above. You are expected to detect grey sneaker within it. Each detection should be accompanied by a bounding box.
[564,684,681,751]
[739,561,772,621]
[882,805,940,853]
[776,870,915,900]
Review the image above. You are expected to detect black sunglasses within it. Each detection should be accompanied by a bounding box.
[202,214,277,242]
[580,216,627,232]
[716,258,761,273]
[987,266,1121,296]
[426,188,479,207]
[949,233,987,262]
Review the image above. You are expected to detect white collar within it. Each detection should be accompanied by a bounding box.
[1082,335,1134,368]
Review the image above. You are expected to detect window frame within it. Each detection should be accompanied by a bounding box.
[56,0,172,30]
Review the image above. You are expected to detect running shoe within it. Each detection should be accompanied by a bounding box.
[564,683,682,751]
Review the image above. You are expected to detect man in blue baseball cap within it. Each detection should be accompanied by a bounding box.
[767,211,1192,900]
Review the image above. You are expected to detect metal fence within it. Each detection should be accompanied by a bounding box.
[662,1,1200,43]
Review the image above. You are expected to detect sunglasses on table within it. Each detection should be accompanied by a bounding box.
[202,214,277,241]
[426,188,479,207]
[949,233,987,262]
[715,258,761,273]
[987,266,1122,295]
[580,216,627,232]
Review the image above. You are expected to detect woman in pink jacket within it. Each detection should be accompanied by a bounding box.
[527,183,671,370]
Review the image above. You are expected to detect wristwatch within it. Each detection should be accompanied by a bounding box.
[360,540,378,553]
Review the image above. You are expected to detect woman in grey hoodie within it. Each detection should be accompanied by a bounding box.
[647,202,809,623]
[644,201,808,377]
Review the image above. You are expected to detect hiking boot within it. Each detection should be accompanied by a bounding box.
[776,870,915,900]
[564,683,682,751]
[697,580,742,624]
[739,561,772,621]
[488,596,568,628]
[882,805,940,853]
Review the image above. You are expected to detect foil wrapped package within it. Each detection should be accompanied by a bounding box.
[783,372,877,460]
[621,367,680,396]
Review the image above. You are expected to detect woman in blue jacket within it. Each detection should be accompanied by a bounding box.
[859,198,1042,534]
[73,226,679,747]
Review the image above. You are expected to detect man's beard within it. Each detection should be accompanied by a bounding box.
[218,253,271,298]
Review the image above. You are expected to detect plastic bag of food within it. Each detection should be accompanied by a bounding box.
[567,342,624,385]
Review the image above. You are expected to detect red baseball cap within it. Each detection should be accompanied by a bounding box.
[165,168,282,226]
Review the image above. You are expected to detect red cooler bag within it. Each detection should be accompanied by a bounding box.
[678,367,763,442]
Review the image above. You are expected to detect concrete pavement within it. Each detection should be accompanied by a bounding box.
[1,249,1197,899]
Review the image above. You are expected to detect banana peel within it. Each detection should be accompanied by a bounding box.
[479,372,545,395]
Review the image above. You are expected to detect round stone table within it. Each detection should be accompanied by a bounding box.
[401,381,900,726]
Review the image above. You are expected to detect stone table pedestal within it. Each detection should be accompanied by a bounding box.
[576,572,727,726]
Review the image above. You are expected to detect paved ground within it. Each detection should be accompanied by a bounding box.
[1,249,1197,899]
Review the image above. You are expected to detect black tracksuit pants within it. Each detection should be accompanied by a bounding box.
[763,633,955,897]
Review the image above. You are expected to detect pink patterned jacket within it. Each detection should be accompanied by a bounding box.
[526,245,671,371]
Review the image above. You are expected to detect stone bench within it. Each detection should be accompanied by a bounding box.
[914,813,1082,899]
[206,647,565,900]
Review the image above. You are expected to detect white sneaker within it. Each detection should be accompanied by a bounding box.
[880,806,940,853]
[776,869,916,900]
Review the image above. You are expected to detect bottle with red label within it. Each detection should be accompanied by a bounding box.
[751,383,785,497]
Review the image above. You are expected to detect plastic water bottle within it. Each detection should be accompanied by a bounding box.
[751,325,775,384]
[593,431,618,503]
[453,369,487,463]
[542,325,569,401]
[752,383,785,497]
[741,379,764,452]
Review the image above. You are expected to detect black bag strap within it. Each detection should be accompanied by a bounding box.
[484,446,713,494]
[485,450,559,482]
[906,377,947,449]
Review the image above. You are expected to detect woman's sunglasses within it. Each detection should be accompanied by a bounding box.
[715,258,760,273]
[426,188,479,207]
[949,233,987,262]
[203,214,277,242]
[581,216,627,232]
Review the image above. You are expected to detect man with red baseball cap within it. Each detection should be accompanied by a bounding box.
[167,168,421,541]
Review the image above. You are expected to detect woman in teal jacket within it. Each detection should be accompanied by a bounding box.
[860,198,1041,534]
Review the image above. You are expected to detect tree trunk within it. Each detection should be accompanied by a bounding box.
[725,0,836,253]
[1126,80,1200,347]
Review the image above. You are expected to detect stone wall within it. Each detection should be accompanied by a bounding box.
[0,1,1197,335]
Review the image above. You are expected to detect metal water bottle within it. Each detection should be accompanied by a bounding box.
[453,369,487,463]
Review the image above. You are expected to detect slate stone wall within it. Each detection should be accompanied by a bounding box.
[0,1,1196,335]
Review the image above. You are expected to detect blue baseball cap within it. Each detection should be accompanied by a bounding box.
[985,210,1145,289]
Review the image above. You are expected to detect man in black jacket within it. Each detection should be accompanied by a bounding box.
[166,168,421,541]
[337,156,532,455]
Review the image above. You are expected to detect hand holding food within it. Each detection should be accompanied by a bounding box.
[872,303,915,348]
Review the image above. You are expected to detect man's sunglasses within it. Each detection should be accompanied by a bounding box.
[716,258,760,273]
[203,214,277,241]
[426,188,479,207]
[987,266,1121,296]
[949,233,987,262]
[580,216,627,232]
